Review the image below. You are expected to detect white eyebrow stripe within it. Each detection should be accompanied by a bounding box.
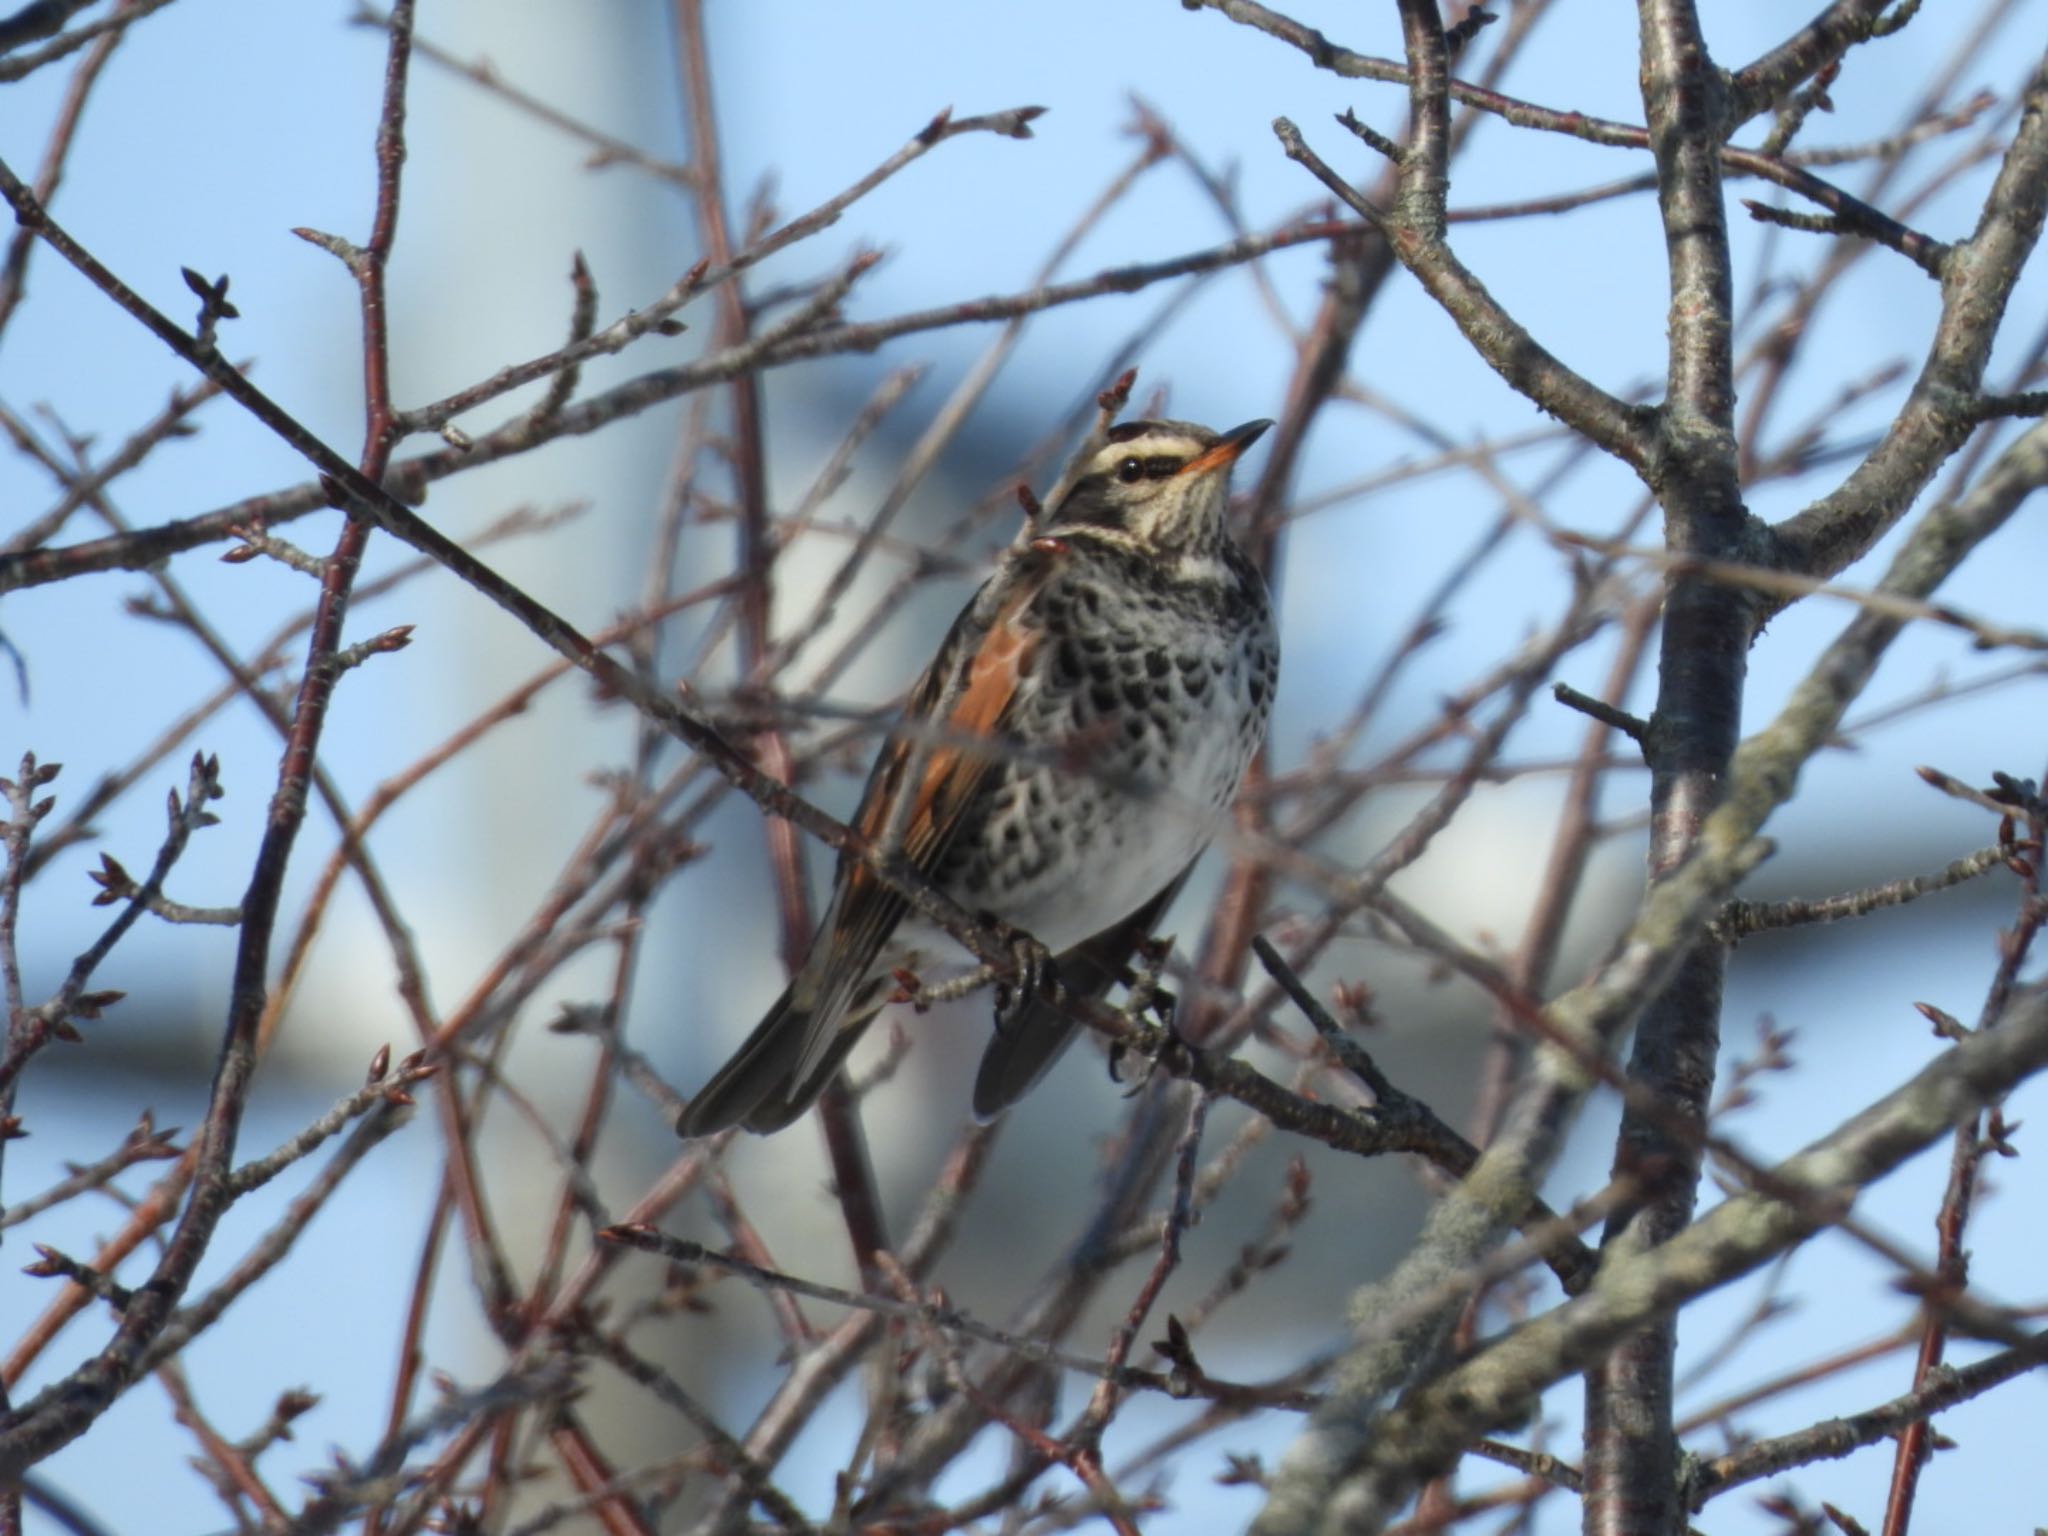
[1089,434,1205,471]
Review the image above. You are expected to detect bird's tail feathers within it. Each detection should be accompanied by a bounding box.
[677,960,888,1138]
[971,989,1082,1120]
[674,976,818,1138]
[737,996,880,1132]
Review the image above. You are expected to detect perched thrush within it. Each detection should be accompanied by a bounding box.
[678,417,1279,1136]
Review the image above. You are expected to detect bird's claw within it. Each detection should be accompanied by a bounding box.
[1146,985,1178,1032]
[1108,1007,1200,1097]
[992,935,1061,1032]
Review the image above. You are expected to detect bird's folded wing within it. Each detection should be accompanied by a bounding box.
[791,557,1055,1085]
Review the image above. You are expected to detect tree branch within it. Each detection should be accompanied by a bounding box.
[1318,980,2048,1529]
[1770,55,2048,587]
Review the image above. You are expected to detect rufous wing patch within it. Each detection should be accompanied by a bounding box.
[829,557,1053,958]
[903,586,1035,852]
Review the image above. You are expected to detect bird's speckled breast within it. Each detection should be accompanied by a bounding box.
[929,540,1276,954]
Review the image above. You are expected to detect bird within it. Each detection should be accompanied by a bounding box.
[678,416,1279,1136]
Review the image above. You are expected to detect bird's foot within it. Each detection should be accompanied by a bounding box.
[1146,985,1179,1032]
[992,933,1062,1033]
[1126,933,1177,1029]
[1108,1004,1202,1097]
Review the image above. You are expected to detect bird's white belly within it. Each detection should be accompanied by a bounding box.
[988,715,1246,952]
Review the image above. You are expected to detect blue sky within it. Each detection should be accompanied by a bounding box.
[2,3,2045,1531]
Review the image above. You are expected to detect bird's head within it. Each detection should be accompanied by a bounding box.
[1045,418,1272,553]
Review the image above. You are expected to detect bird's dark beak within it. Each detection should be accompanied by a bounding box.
[1179,418,1274,477]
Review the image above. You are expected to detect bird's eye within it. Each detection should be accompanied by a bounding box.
[1116,457,1145,484]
